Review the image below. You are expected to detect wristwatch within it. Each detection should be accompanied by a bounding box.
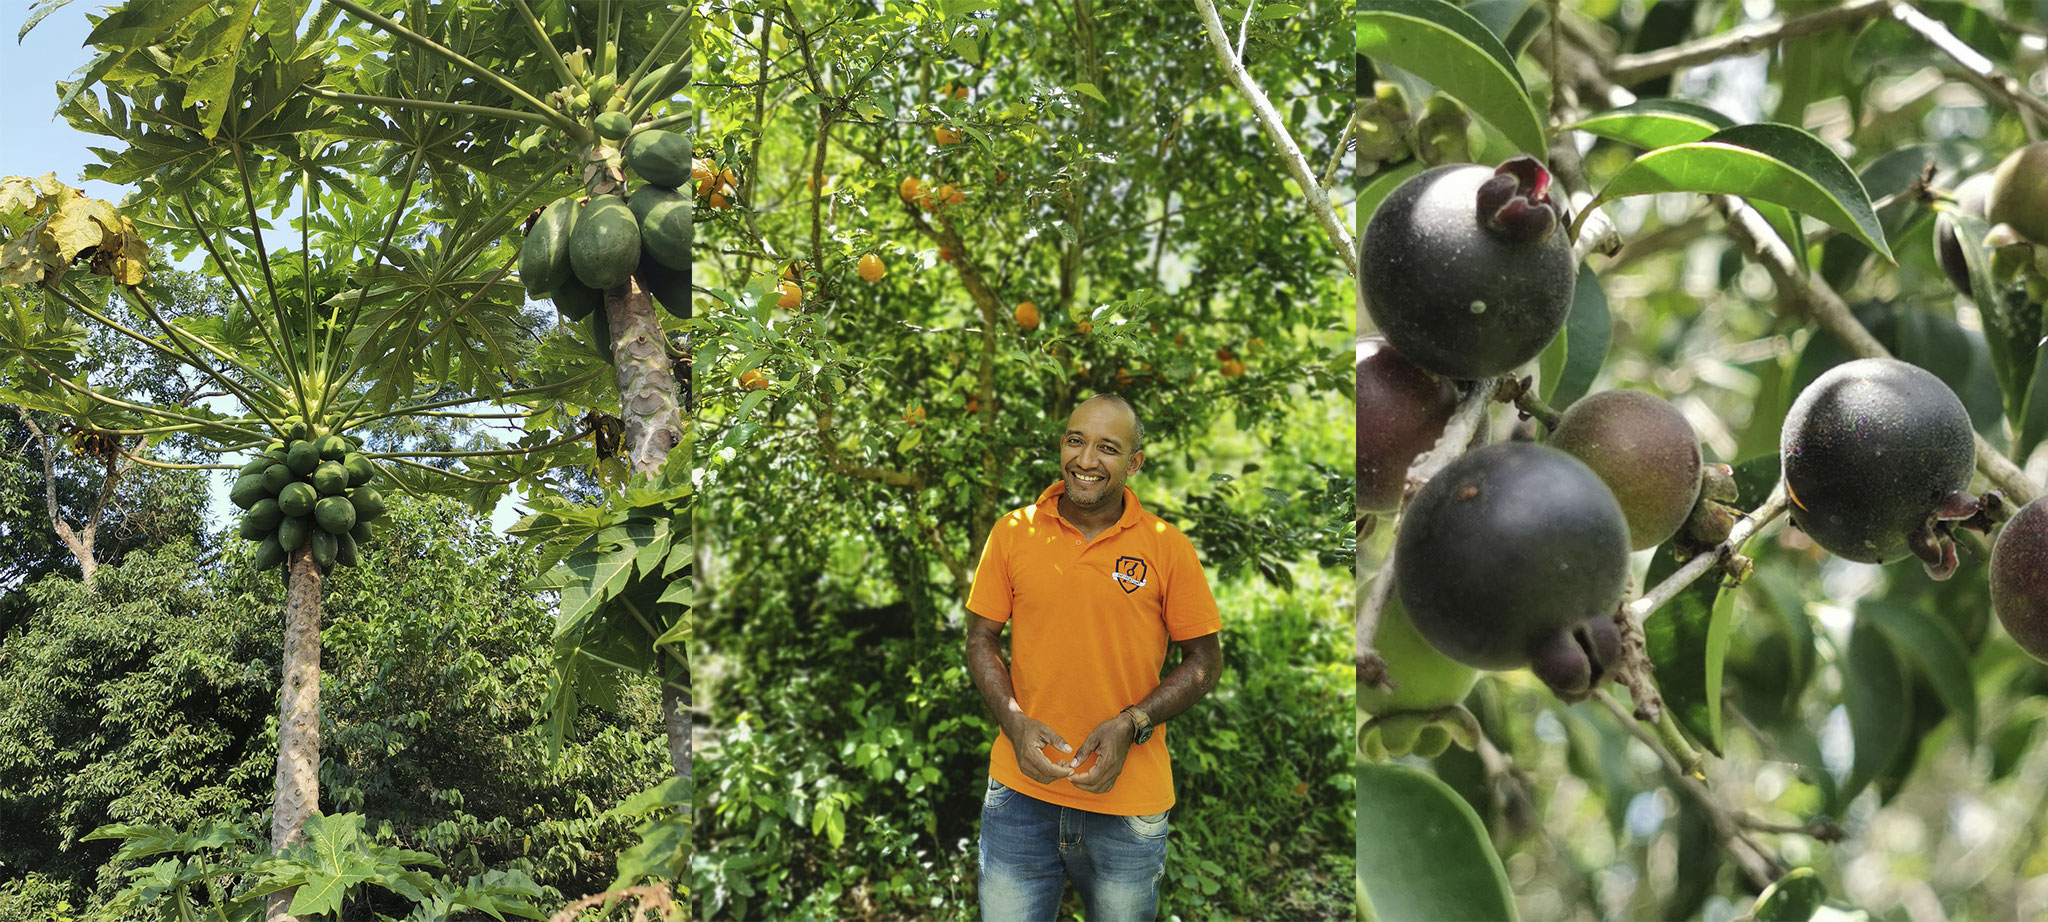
[1122,705,1154,744]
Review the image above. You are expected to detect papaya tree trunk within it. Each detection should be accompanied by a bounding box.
[608,277,688,783]
[266,547,324,922]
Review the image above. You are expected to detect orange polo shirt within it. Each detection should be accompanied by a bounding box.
[967,481,1223,816]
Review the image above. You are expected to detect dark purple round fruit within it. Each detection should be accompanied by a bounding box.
[1992,495,2048,663]
[1550,390,1703,550]
[1394,442,1631,672]
[1781,358,1976,572]
[1934,172,1993,296]
[1358,337,1459,513]
[1361,155,1577,380]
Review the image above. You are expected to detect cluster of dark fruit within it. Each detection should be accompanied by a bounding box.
[229,428,385,573]
[1361,155,2048,707]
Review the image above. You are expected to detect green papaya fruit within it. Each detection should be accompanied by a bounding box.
[238,515,270,541]
[343,452,375,487]
[595,110,632,140]
[569,195,640,290]
[247,498,284,532]
[230,475,270,510]
[278,482,318,517]
[283,418,309,441]
[315,495,357,535]
[351,485,387,522]
[311,531,338,570]
[554,279,604,322]
[623,130,690,189]
[263,445,289,463]
[262,463,294,495]
[312,461,350,496]
[316,434,349,461]
[278,515,312,552]
[629,186,690,271]
[638,253,689,320]
[239,457,271,477]
[286,439,321,475]
[264,440,286,454]
[253,536,286,571]
[350,521,373,544]
[335,532,359,567]
[522,195,580,297]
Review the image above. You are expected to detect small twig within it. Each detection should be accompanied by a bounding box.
[1595,690,1785,890]
[1626,485,1792,622]
[1501,375,1562,429]
[1891,2,2048,126]
[1742,815,1847,843]
[1356,378,1503,678]
[1605,0,1890,86]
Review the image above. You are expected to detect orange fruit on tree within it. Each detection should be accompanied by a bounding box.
[934,126,963,145]
[905,405,926,426]
[858,254,885,283]
[935,183,964,207]
[709,192,731,209]
[1076,320,1094,335]
[1221,358,1246,377]
[693,157,715,184]
[740,369,771,390]
[718,168,737,187]
[1173,332,1186,346]
[939,246,956,263]
[775,280,802,309]
[899,176,924,205]
[1014,301,1040,331]
[966,396,981,414]
[1216,346,1235,361]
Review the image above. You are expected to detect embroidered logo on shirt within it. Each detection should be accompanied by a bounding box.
[1113,556,1148,593]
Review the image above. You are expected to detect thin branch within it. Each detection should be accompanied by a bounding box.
[1625,485,1792,622]
[1192,0,1357,277]
[1593,690,1784,890]
[1890,2,2048,125]
[1604,0,1890,86]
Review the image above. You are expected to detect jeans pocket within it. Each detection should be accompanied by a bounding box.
[983,776,1017,810]
[1120,809,1170,839]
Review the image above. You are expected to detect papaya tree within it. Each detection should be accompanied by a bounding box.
[8,0,693,911]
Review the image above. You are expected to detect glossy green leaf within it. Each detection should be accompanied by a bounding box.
[1359,160,1426,229]
[1842,619,1910,805]
[1537,262,1609,411]
[1643,542,1734,756]
[1356,761,1517,922]
[1950,207,2046,449]
[1860,600,1978,745]
[1589,123,1893,261]
[1569,98,1732,150]
[1357,0,1545,155]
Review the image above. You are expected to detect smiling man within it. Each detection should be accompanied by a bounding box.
[966,394,1224,921]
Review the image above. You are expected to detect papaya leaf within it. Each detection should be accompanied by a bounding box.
[1356,761,1518,922]
[1589,123,1892,261]
[1357,0,1545,155]
[1568,98,1733,150]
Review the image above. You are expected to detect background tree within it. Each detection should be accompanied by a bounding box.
[684,2,1356,918]
[1359,1,2048,919]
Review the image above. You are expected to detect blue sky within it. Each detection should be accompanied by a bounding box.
[3,4,529,534]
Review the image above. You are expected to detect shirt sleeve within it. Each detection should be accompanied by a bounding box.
[1162,531,1222,641]
[965,519,1013,623]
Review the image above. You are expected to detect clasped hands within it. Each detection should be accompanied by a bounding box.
[1003,708,1136,794]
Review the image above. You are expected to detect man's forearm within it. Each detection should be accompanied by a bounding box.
[967,625,1020,730]
[1133,633,1222,725]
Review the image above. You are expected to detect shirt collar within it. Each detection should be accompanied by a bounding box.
[1035,480,1146,532]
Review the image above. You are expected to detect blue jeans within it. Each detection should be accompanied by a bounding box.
[977,777,1170,922]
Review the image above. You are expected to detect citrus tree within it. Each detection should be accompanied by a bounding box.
[5,0,691,915]
[682,1,1356,916]
[1360,1,2048,919]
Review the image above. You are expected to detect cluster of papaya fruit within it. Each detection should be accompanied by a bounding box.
[228,425,385,573]
[521,63,692,357]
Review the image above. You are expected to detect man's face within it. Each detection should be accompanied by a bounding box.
[1060,398,1144,511]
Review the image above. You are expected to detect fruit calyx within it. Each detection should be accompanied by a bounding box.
[1476,155,1566,243]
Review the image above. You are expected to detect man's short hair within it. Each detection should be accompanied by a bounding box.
[1082,392,1145,453]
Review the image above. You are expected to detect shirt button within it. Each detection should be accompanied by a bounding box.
[1074,540,1083,546]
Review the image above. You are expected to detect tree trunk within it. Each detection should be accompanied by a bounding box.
[266,547,324,922]
[608,277,689,786]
